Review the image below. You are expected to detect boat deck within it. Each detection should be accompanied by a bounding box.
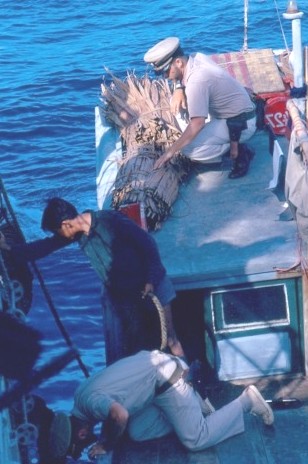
[154,129,296,290]
[106,128,308,462]
[96,115,297,291]
[107,374,308,464]
[95,114,308,463]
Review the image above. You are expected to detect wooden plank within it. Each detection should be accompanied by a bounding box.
[112,433,219,464]
[110,406,308,463]
[244,49,285,94]
[260,406,308,463]
[212,375,308,464]
[155,131,297,289]
[108,375,308,463]
[215,415,272,464]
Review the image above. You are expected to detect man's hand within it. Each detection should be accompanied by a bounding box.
[154,150,174,169]
[142,283,154,298]
[170,88,187,115]
[88,442,108,459]
[88,403,128,459]
[154,117,205,170]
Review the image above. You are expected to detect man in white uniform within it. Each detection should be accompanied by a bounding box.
[48,350,273,461]
[144,37,257,178]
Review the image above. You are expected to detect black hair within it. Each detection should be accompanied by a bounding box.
[41,198,78,233]
[68,416,96,460]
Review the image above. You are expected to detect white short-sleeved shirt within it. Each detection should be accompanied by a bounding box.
[183,52,255,120]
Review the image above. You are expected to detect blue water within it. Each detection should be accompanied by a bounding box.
[1,0,307,434]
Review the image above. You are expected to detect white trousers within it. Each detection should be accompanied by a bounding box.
[180,116,256,163]
[128,376,245,451]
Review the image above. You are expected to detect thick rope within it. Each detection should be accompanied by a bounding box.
[147,292,168,350]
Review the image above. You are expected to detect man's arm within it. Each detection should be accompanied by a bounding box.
[154,116,205,169]
[0,232,71,262]
[170,87,187,115]
[104,402,129,448]
[88,402,129,457]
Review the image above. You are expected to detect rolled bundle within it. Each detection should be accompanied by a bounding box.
[101,72,191,230]
[112,147,189,230]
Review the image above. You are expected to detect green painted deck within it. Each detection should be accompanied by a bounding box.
[96,96,308,463]
[154,130,296,290]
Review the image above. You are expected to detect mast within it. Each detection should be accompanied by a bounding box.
[283,0,305,113]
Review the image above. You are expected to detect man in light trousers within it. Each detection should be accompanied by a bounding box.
[47,350,274,462]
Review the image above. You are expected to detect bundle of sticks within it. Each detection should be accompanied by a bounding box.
[101,72,191,230]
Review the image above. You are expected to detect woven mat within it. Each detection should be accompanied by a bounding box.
[211,48,286,95]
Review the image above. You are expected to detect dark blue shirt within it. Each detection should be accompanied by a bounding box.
[11,210,166,300]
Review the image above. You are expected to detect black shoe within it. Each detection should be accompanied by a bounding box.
[228,144,254,179]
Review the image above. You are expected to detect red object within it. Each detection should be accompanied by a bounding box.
[264,95,290,135]
[119,203,147,231]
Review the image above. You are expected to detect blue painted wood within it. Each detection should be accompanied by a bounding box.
[107,403,308,463]
[112,433,218,463]
[215,415,273,464]
[154,132,296,290]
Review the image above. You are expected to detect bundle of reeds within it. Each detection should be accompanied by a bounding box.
[101,72,191,230]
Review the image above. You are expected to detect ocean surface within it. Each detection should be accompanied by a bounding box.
[1,0,307,458]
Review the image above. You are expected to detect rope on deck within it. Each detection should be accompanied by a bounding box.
[147,292,168,351]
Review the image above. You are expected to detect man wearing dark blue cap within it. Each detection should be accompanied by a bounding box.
[144,37,256,179]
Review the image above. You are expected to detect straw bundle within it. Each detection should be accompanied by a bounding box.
[101,72,191,230]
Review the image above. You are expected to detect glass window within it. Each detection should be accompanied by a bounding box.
[211,284,289,332]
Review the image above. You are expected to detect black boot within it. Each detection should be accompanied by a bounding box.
[228,144,254,179]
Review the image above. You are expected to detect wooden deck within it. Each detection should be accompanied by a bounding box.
[154,129,296,290]
[95,91,308,462]
[106,374,308,463]
[95,125,308,463]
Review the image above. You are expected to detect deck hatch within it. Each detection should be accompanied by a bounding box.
[204,277,303,380]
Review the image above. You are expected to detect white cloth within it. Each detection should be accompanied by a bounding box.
[285,129,308,245]
[268,139,285,190]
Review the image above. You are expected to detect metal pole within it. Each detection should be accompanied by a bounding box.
[283,1,304,89]
[243,0,249,52]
